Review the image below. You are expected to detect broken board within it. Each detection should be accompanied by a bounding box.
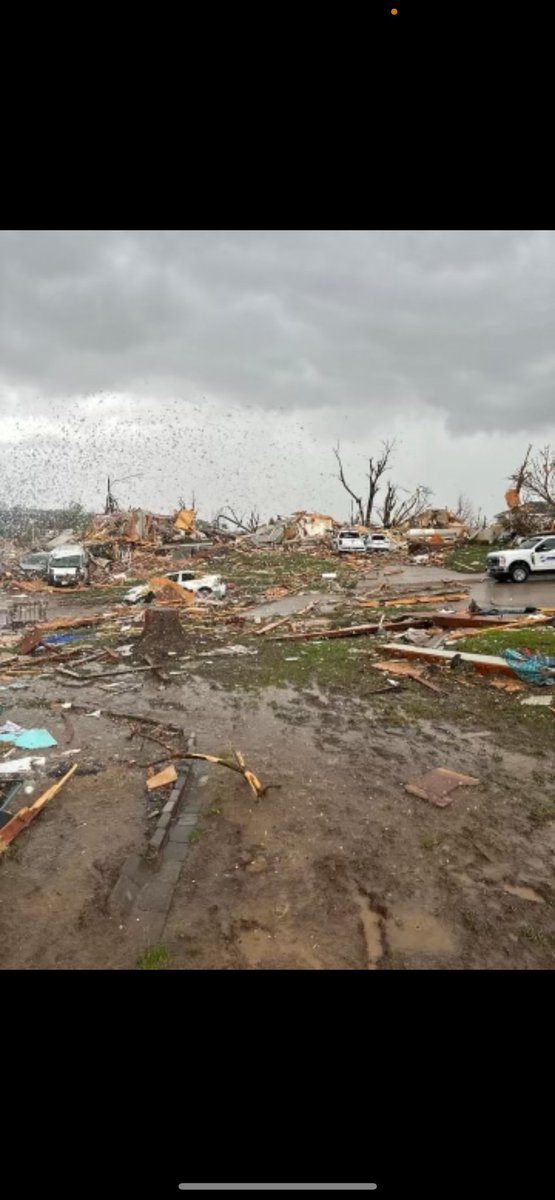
[405,767,481,808]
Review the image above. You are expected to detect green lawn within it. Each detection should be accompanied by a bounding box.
[455,627,555,657]
[444,544,491,572]
[218,548,354,594]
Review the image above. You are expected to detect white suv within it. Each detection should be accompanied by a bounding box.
[366,533,394,551]
[125,571,226,604]
[486,534,555,583]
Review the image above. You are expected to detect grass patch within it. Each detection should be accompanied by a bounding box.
[216,548,354,595]
[136,944,170,970]
[529,800,555,825]
[454,628,555,657]
[420,834,441,850]
[188,829,203,844]
[213,637,382,693]
[520,925,555,948]
[444,544,490,572]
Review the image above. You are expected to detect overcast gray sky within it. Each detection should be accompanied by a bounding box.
[1,229,553,520]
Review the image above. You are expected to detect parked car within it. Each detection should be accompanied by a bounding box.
[47,544,89,587]
[124,571,227,605]
[335,530,368,553]
[366,533,394,551]
[19,551,51,577]
[486,534,555,583]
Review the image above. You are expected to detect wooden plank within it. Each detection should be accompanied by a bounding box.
[358,591,468,609]
[274,616,438,643]
[381,643,516,676]
[0,764,78,851]
[254,602,315,636]
[432,612,551,631]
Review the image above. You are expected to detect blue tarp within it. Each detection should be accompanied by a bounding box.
[42,632,87,645]
[0,727,58,748]
[503,648,555,686]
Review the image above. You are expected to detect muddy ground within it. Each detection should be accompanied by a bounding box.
[1,555,554,970]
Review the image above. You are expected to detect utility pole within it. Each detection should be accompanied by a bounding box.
[104,473,141,515]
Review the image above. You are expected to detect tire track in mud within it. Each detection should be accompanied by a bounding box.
[353,887,390,969]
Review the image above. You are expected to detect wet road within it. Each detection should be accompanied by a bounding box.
[245,566,555,620]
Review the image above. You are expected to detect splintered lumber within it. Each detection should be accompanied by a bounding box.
[374,661,443,693]
[273,616,435,642]
[147,749,266,798]
[146,764,178,789]
[0,763,78,852]
[381,643,516,677]
[432,612,552,631]
[144,653,170,683]
[358,591,468,609]
[405,767,480,807]
[55,704,185,732]
[273,622,379,642]
[148,576,196,604]
[56,662,166,683]
[254,602,315,636]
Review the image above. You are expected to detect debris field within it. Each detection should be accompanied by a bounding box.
[0,508,554,970]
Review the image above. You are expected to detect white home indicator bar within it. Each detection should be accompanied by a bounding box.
[178,1187,377,1192]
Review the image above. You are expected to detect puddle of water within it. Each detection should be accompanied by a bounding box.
[245,592,339,620]
[386,908,455,955]
[238,926,322,969]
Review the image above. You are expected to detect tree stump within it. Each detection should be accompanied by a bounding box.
[136,606,189,660]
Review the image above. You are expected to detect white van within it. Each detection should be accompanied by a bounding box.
[47,544,89,587]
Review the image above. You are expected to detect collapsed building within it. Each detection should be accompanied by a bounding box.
[405,508,470,543]
[239,511,339,547]
[493,501,555,539]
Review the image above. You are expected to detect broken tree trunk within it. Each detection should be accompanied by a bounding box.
[136,606,189,659]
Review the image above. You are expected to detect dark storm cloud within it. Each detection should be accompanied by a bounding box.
[2,229,555,436]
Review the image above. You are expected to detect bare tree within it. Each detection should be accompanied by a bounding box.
[178,492,197,511]
[509,444,533,496]
[454,493,477,526]
[379,481,398,529]
[523,445,555,505]
[508,444,555,508]
[378,483,433,528]
[334,440,395,525]
[216,505,260,533]
[105,477,119,514]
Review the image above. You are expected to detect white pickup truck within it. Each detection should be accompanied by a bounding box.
[486,534,555,583]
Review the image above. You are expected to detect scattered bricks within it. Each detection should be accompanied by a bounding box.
[156,812,172,832]
[158,860,182,884]
[137,879,174,914]
[163,840,190,863]
[162,799,177,815]
[110,874,141,913]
